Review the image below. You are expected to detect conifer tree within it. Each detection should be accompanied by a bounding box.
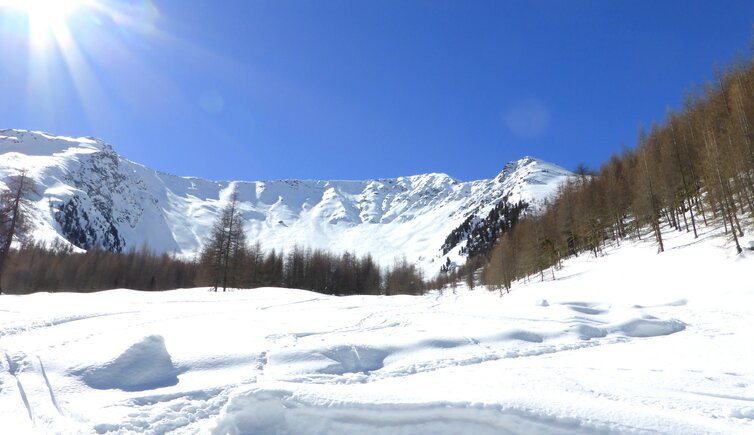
[200,186,248,291]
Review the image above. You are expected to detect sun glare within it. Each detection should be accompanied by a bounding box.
[0,0,164,127]
[26,0,81,17]
[1,0,84,45]
[4,0,82,24]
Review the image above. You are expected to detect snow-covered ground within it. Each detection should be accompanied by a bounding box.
[1,226,753,434]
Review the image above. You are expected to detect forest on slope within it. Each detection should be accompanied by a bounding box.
[470,54,754,291]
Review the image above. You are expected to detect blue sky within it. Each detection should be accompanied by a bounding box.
[1,0,753,181]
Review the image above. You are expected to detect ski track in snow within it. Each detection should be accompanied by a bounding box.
[4,351,34,422]
[1,228,754,433]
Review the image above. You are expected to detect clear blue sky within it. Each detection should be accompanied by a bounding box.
[1,0,753,181]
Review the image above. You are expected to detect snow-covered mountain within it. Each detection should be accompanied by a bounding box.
[0,129,573,275]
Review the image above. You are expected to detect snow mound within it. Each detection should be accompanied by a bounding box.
[613,318,686,338]
[563,303,606,315]
[731,407,754,420]
[321,346,389,375]
[266,345,390,376]
[78,335,179,392]
[571,324,608,340]
[506,330,544,343]
[212,389,598,435]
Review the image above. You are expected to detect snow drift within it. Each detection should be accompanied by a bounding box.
[77,335,179,392]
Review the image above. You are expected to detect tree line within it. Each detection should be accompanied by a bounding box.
[1,241,198,294]
[474,54,754,291]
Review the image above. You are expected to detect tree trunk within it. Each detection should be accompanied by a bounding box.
[706,129,743,253]
[641,152,664,253]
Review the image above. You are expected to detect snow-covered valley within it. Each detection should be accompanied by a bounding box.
[1,225,752,434]
[2,1,753,434]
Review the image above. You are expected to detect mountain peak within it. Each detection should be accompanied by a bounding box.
[0,129,105,157]
[495,155,555,183]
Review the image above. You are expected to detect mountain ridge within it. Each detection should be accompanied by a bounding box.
[1,129,574,276]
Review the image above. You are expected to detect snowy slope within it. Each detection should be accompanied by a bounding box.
[0,222,752,434]
[0,129,572,275]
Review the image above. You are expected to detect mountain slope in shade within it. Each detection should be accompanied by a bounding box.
[0,129,573,276]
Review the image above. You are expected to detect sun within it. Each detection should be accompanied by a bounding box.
[1,0,84,42]
[2,0,83,17]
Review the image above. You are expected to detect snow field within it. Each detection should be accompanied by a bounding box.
[0,226,753,434]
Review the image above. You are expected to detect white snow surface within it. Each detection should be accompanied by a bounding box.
[0,129,572,276]
[1,226,753,434]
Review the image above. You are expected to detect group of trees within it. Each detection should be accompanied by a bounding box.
[281,246,383,295]
[1,241,198,294]
[441,198,529,259]
[198,188,248,291]
[475,56,754,291]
